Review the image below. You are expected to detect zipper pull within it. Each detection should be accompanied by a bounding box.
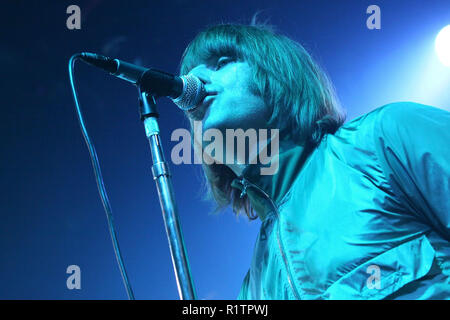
[239,178,249,199]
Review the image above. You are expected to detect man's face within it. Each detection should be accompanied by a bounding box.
[185,57,272,165]
[186,57,271,133]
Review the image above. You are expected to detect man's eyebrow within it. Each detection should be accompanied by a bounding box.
[185,45,240,72]
[198,54,225,68]
[207,46,238,59]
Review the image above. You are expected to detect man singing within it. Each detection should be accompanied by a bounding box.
[178,22,450,299]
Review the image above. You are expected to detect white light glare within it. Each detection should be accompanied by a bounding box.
[435,25,450,67]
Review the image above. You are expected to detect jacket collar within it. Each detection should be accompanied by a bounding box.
[230,142,314,221]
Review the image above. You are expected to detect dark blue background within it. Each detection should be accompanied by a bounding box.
[1,0,449,299]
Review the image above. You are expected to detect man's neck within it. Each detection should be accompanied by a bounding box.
[227,138,300,178]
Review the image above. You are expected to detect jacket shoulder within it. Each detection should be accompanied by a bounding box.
[335,101,446,145]
[371,101,447,131]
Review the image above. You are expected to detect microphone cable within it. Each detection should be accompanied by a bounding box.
[68,53,135,300]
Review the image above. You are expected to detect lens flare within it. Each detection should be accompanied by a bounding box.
[435,25,450,67]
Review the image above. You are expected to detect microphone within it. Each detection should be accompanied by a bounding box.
[79,52,205,110]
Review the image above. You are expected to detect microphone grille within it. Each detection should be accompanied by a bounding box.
[172,75,206,111]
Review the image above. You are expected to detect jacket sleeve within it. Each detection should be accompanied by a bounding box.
[374,102,450,240]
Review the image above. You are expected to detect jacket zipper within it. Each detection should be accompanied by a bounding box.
[237,177,301,300]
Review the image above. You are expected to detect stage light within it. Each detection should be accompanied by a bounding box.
[435,25,450,67]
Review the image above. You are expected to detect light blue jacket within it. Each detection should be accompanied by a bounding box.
[233,102,450,299]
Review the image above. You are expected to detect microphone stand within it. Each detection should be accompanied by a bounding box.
[138,88,197,300]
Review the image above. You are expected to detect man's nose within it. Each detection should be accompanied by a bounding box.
[188,64,212,85]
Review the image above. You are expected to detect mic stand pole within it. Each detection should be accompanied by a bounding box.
[138,88,197,300]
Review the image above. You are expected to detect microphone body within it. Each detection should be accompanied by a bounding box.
[79,52,205,110]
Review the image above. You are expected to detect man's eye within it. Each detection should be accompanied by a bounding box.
[215,57,233,70]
